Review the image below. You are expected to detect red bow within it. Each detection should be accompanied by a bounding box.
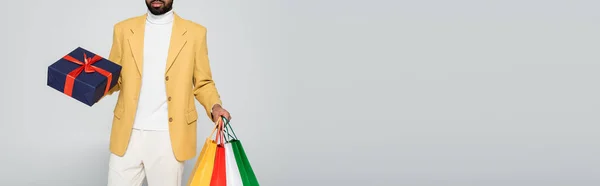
[62,53,113,97]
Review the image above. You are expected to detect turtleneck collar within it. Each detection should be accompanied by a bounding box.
[146,9,174,25]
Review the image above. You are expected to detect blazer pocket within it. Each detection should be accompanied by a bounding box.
[186,109,198,125]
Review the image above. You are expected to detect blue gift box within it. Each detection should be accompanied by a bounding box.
[47,47,121,106]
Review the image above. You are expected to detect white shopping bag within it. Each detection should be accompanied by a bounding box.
[225,142,243,186]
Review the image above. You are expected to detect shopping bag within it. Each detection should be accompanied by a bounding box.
[223,123,243,186]
[223,118,260,186]
[187,122,220,186]
[210,119,227,186]
[225,142,243,186]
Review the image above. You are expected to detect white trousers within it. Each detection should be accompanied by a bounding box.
[107,129,184,186]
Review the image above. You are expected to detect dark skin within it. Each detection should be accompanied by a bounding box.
[212,104,231,123]
[145,0,232,123]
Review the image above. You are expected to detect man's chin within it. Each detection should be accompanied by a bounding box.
[149,8,166,15]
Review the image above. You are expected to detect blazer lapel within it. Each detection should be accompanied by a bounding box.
[127,14,147,76]
[165,13,188,74]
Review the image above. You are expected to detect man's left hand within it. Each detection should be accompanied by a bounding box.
[212,104,231,122]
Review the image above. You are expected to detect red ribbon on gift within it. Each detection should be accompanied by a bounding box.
[62,53,113,97]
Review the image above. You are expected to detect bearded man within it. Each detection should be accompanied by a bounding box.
[105,0,231,185]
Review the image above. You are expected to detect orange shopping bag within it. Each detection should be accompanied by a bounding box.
[186,120,221,186]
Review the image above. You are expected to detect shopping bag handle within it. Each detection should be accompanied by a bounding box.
[208,118,221,139]
[222,117,239,141]
[222,125,236,142]
[216,118,227,145]
[209,117,227,145]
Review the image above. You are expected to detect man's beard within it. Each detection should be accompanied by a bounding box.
[146,0,173,15]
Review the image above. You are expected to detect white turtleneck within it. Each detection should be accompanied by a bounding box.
[132,10,174,130]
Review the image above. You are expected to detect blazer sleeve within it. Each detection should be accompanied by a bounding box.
[193,29,222,121]
[105,24,123,96]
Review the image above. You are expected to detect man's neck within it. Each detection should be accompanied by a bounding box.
[146,10,174,25]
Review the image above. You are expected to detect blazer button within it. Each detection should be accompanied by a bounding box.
[165,76,169,81]
[168,96,172,101]
[169,117,173,122]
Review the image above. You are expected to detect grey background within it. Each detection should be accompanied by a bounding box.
[2,0,600,185]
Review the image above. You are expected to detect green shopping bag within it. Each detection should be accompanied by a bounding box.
[222,118,260,186]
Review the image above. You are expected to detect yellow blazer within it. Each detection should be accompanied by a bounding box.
[105,12,222,161]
